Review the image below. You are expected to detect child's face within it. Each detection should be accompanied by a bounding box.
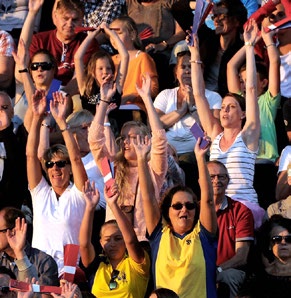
[94,57,113,85]
[110,20,134,50]
[239,70,266,97]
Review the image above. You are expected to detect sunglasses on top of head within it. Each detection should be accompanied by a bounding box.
[30,62,53,71]
[45,160,70,169]
[171,202,196,210]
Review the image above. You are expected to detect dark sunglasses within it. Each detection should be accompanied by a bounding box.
[211,13,228,21]
[171,202,196,210]
[109,269,119,290]
[0,286,10,294]
[45,160,70,169]
[30,62,53,71]
[0,227,12,233]
[271,235,291,244]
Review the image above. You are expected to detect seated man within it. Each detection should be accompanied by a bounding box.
[207,160,255,298]
[0,207,59,285]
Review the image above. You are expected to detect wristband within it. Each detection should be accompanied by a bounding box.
[104,122,111,127]
[18,68,28,73]
[190,60,203,64]
[60,125,70,132]
[245,41,254,46]
[265,43,276,48]
[99,99,111,104]
[41,123,51,129]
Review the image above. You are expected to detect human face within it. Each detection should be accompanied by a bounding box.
[212,6,239,36]
[72,123,91,157]
[46,154,71,192]
[220,96,245,128]
[268,4,286,25]
[0,211,10,252]
[54,9,82,42]
[0,94,13,130]
[94,57,113,86]
[118,126,141,162]
[31,54,55,88]
[100,224,126,262]
[270,226,291,263]
[176,55,191,87]
[240,70,266,97]
[110,20,134,50]
[169,191,196,235]
[207,163,229,200]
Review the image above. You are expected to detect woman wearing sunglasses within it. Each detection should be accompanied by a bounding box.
[79,181,150,297]
[26,90,87,277]
[136,129,217,297]
[238,215,291,297]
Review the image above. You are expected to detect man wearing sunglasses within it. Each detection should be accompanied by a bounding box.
[0,207,59,286]
[207,160,254,298]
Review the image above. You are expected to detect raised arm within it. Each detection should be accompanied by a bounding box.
[188,35,222,141]
[105,183,145,263]
[26,90,46,189]
[261,25,280,97]
[79,181,100,267]
[241,19,260,151]
[133,135,160,235]
[50,92,87,191]
[74,28,101,95]
[101,22,129,94]
[195,139,216,233]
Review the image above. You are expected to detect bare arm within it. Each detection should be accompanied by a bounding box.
[133,135,160,235]
[105,183,145,263]
[195,139,217,234]
[79,181,99,267]
[188,35,222,141]
[26,90,46,190]
[276,170,291,201]
[241,20,260,151]
[156,104,188,129]
[0,56,14,89]
[219,241,251,269]
[50,92,87,191]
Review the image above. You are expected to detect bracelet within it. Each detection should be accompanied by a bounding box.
[99,99,111,104]
[41,123,51,129]
[18,68,28,73]
[60,125,70,132]
[190,60,203,64]
[162,40,168,48]
[244,41,254,46]
[266,43,276,48]
[104,122,111,127]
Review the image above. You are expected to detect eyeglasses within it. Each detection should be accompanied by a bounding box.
[171,202,196,210]
[30,62,53,71]
[271,235,291,244]
[210,174,228,181]
[45,160,70,169]
[0,227,12,233]
[211,13,228,21]
[0,286,10,294]
[268,11,286,23]
[109,269,119,290]
[116,135,138,146]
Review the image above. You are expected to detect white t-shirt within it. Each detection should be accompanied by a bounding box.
[280,51,291,98]
[154,87,221,154]
[31,177,86,276]
[278,145,291,173]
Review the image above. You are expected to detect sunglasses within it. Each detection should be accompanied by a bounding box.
[0,286,10,294]
[0,227,12,233]
[45,160,70,169]
[211,13,228,21]
[30,62,53,71]
[171,202,196,210]
[109,269,119,290]
[271,235,291,244]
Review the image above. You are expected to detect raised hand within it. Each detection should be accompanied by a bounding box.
[244,18,259,45]
[50,92,68,122]
[104,183,119,207]
[194,137,211,159]
[132,134,151,161]
[136,73,151,101]
[28,0,44,13]
[12,39,28,69]
[82,180,100,210]
[51,282,79,298]
[100,74,117,102]
[7,217,27,260]
[31,89,46,116]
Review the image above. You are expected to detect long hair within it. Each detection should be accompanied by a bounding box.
[84,50,115,98]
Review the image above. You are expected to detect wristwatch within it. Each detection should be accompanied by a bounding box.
[189,105,197,113]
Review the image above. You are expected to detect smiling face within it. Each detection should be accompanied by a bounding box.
[175,54,192,87]
[30,53,55,89]
[220,95,245,128]
[168,191,196,235]
[270,226,291,263]
[100,223,126,262]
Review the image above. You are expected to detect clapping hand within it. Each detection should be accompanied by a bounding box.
[136,73,152,102]
[244,18,259,45]
[50,92,68,122]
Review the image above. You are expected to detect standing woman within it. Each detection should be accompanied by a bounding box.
[88,73,168,243]
[26,90,87,276]
[189,20,263,224]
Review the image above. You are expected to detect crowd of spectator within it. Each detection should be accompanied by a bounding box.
[1,0,291,297]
